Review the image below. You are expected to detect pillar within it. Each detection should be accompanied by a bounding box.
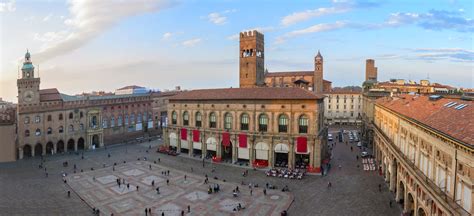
[177,132,181,153]
[216,135,222,158]
[390,162,397,192]
[249,140,254,165]
[268,142,274,168]
[395,182,401,202]
[403,192,409,213]
[289,142,295,169]
[188,130,192,157]
[201,132,206,159]
[309,140,314,168]
[19,148,23,159]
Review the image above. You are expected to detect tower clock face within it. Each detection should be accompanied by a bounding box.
[23,90,34,102]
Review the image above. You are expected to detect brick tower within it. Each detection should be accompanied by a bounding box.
[239,30,265,88]
[365,59,378,81]
[313,50,323,93]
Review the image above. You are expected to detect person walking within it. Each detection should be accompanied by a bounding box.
[263,189,267,196]
[328,181,332,188]
[389,200,392,208]
[145,208,148,216]
[166,179,169,185]
[378,184,382,192]
[156,187,160,194]
[67,191,71,197]
[127,183,130,190]
[250,189,253,196]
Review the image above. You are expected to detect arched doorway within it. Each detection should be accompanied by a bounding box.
[274,143,289,168]
[206,137,217,158]
[34,143,43,156]
[23,144,32,158]
[398,181,405,205]
[406,193,415,216]
[92,135,99,148]
[254,142,269,167]
[169,132,177,151]
[77,137,85,150]
[67,139,75,152]
[221,141,233,162]
[46,142,54,155]
[418,207,427,216]
[57,140,64,153]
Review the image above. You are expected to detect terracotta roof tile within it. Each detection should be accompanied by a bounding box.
[169,87,324,101]
[39,88,63,102]
[377,95,473,146]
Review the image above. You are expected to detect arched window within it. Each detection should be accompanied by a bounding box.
[25,130,30,137]
[137,113,142,123]
[130,114,135,124]
[35,128,41,136]
[80,123,84,131]
[68,125,74,132]
[298,115,309,134]
[224,113,233,130]
[171,111,177,125]
[35,115,41,123]
[47,115,52,122]
[117,116,122,126]
[69,112,73,119]
[278,114,288,133]
[258,114,268,132]
[125,115,129,126]
[59,114,63,120]
[80,111,83,118]
[195,112,202,127]
[102,117,108,128]
[58,126,64,133]
[24,116,30,124]
[47,127,52,134]
[209,112,216,128]
[110,117,115,127]
[183,111,189,126]
[240,113,249,130]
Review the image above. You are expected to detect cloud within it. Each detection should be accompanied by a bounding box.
[162,32,173,40]
[227,26,276,40]
[0,0,15,12]
[383,10,473,32]
[281,7,348,26]
[410,48,473,62]
[207,12,227,25]
[32,0,176,63]
[276,21,347,44]
[181,38,202,47]
[42,13,53,22]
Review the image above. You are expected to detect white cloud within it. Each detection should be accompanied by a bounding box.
[227,26,276,40]
[162,32,173,40]
[207,12,227,25]
[0,0,15,12]
[181,38,202,47]
[281,7,348,26]
[276,21,347,44]
[42,13,53,22]
[32,0,176,63]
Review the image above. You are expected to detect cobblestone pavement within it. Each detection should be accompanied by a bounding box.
[0,127,402,216]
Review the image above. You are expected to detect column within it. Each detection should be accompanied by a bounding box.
[216,134,222,158]
[232,138,237,163]
[309,140,314,168]
[289,142,295,169]
[188,130,192,157]
[177,132,181,153]
[390,162,397,192]
[19,148,24,159]
[249,139,254,165]
[395,181,401,202]
[268,142,274,168]
[201,132,206,159]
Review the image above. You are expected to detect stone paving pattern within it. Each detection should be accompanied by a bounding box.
[0,126,402,216]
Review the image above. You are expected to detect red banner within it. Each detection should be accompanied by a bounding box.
[192,130,200,142]
[222,132,230,147]
[180,128,187,140]
[296,136,307,153]
[238,133,247,148]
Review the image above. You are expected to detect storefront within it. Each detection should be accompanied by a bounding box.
[274,143,289,168]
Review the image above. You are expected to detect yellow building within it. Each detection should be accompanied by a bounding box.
[373,95,473,215]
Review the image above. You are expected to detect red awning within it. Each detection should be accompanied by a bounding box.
[180,128,187,140]
[192,130,200,142]
[222,132,230,147]
[238,133,247,148]
[296,137,307,153]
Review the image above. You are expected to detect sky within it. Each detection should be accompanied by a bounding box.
[0,0,473,102]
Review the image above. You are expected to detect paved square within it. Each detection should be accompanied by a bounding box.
[66,161,293,215]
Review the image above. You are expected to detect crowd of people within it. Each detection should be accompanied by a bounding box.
[265,168,306,180]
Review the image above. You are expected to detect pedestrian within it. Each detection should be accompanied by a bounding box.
[156,187,160,194]
[158,158,161,162]
[328,181,332,188]
[389,200,392,208]
[191,167,193,172]
[108,153,111,158]
[145,208,148,216]
[167,170,170,175]
[136,185,139,191]
[350,146,353,151]
[148,208,151,215]
[181,210,184,216]
[166,179,169,185]
[67,190,71,197]
[378,184,382,192]
[184,175,187,181]
[263,188,267,196]
[250,189,253,196]
[149,164,152,170]
[161,212,164,216]
[356,155,359,160]
[152,180,155,186]
[187,205,190,213]
[127,183,130,190]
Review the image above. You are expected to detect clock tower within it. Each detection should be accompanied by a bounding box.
[313,50,324,93]
[17,50,40,105]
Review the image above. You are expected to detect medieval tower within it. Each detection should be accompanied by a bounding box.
[365,59,378,81]
[239,30,265,88]
[313,51,324,93]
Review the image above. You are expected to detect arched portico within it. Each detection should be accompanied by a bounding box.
[23,144,32,158]
[67,139,75,152]
[57,140,65,153]
[46,142,54,155]
[77,137,85,150]
[34,143,43,157]
[274,143,289,168]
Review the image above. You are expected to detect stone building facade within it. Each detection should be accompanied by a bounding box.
[0,108,16,162]
[324,91,362,125]
[164,88,327,172]
[16,51,155,159]
[373,95,473,215]
[151,91,180,132]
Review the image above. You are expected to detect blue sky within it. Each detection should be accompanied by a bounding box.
[0,0,473,102]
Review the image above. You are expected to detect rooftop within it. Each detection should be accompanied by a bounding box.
[117,85,146,90]
[376,95,473,146]
[169,87,324,101]
[265,71,332,83]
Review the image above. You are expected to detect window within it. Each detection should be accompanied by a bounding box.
[35,115,41,123]
[25,130,30,137]
[59,114,63,120]
[209,112,216,128]
[80,123,84,131]
[102,118,108,128]
[258,114,268,132]
[278,114,288,133]
[137,113,142,123]
[195,112,202,127]
[68,125,74,132]
[117,116,122,126]
[130,114,135,124]
[35,128,41,136]
[171,111,177,125]
[24,116,30,124]
[69,112,73,119]
[80,112,83,118]
[47,115,52,122]
[47,127,52,134]
[183,111,189,126]
[240,113,249,130]
[125,115,129,126]
[58,126,64,133]
[299,115,309,134]
[328,105,331,109]
[111,117,115,127]
[224,113,232,130]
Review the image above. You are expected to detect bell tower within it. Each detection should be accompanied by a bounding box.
[314,50,324,93]
[17,50,41,105]
[239,30,265,88]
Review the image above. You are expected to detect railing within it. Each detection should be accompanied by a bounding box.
[373,123,470,216]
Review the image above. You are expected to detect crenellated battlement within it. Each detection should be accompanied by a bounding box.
[240,30,264,39]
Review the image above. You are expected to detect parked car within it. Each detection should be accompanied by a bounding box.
[328,134,333,141]
[357,142,362,147]
[361,151,369,158]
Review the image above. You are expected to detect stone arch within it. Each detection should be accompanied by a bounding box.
[406,192,415,215]
[417,207,427,216]
[92,135,100,147]
[67,139,75,151]
[255,142,269,160]
[398,180,405,204]
[23,144,32,158]
[46,142,54,155]
[57,140,65,153]
[274,143,289,153]
[77,137,85,150]
[206,137,217,151]
[34,143,43,156]
[169,132,178,147]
